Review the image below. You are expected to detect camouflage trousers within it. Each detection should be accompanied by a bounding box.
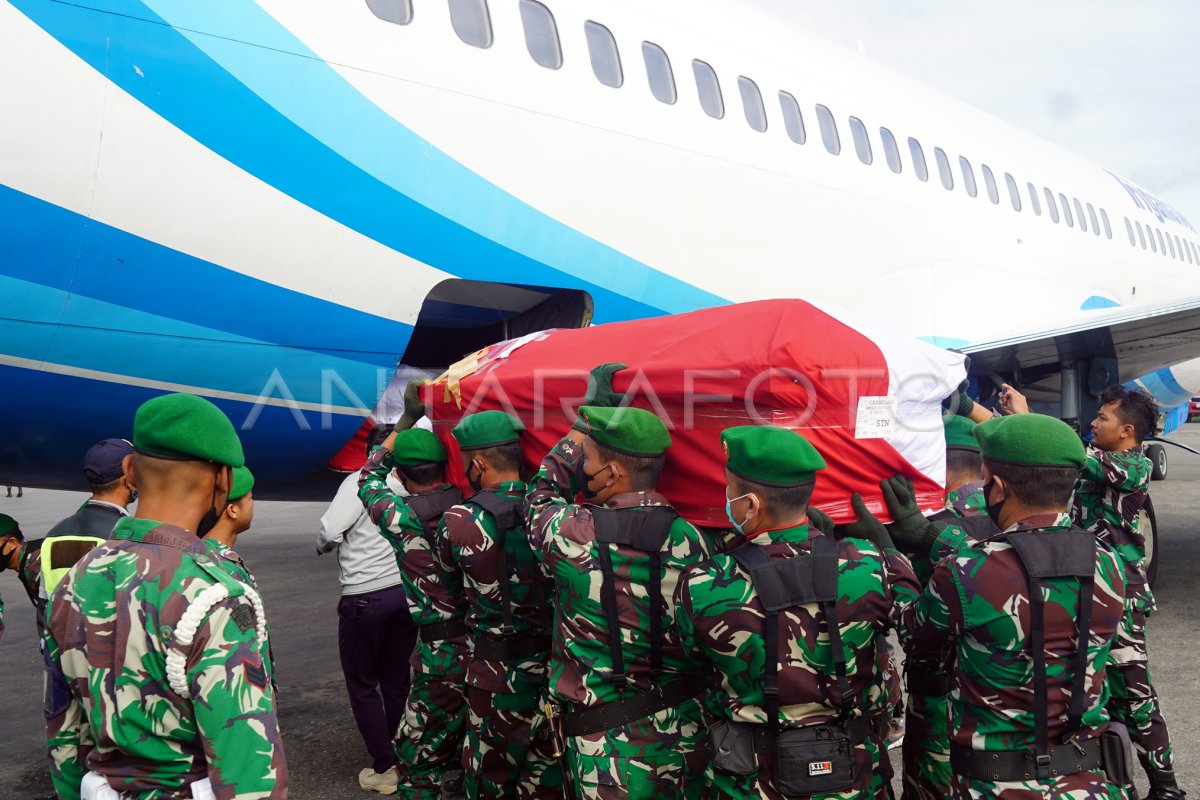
[463,685,563,800]
[900,691,951,800]
[707,731,891,800]
[395,638,470,800]
[950,772,1126,799]
[1106,584,1172,772]
[564,697,707,800]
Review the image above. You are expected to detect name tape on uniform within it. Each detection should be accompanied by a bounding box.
[854,396,896,439]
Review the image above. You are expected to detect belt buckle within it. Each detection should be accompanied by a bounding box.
[1034,753,1053,780]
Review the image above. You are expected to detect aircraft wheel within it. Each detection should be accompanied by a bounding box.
[1138,496,1158,588]
[1147,444,1168,481]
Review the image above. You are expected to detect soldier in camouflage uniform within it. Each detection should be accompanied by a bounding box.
[0,513,38,641]
[676,425,919,800]
[45,392,287,799]
[903,413,1129,800]
[359,426,469,798]
[524,366,713,800]
[1003,384,1183,799]
[437,411,561,799]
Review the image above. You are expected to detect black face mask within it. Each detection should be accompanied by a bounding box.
[466,461,484,494]
[983,476,1005,528]
[196,470,226,537]
[577,461,611,502]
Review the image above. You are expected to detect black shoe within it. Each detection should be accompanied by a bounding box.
[1145,766,1186,800]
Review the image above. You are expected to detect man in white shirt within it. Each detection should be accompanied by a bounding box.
[317,424,419,795]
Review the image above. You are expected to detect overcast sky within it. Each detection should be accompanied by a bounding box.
[751,1,1200,222]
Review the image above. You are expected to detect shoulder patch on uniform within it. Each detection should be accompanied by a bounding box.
[231,603,256,633]
[242,658,268,689]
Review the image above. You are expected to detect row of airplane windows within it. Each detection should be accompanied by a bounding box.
[367,0,1200,266]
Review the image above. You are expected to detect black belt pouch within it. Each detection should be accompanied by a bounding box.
[774,726,857,796]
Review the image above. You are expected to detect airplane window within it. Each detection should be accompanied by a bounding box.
[1155,229,1166,256]
[778,92,806,144]
[1175,234,1186,260]
[738,77,768,132]
[1043,188,1060,223]
[366,0,413,24]
[1086,204,1100,237]
[908,138,929,181]
[958,157,978,197]
[1005,173,1021,211]
[1027,183,1042,215]
[1059,193,1073,227]
[1136,221,1147,249]
[1125,218,1136,245]
[879,127,902,173]
[585,21,623,88]
[642,42,676,103]
[1185,240,1195,264]
[848,116,872,164]
[519,0,562,69]
[692,60,724,119]
[934,148,954,190]
[449,0,493,48]
[982,165,999,204]
[1100,208,1112,239]
[1149,227,1158,252]
[816,104,841,155]
[1189,241,1198,264]
[1072,198,1087,232]
[1191,242,1200,263]
[1169,233,1179,259]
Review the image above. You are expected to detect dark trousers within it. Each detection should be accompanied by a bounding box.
[338,585,419,773]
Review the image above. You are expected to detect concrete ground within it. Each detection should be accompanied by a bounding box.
[2,428,1199,798]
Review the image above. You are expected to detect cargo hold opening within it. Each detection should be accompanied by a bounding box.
[400,279,594,369]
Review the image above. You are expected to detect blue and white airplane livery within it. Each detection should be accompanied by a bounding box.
[4,0,1200,496]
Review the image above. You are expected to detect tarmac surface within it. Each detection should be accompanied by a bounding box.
[2,428,1199,799]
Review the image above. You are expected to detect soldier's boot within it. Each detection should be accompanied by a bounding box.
[1142,760,1186,800]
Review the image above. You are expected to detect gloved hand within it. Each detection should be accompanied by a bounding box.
[941,379,975,418]
[396,380,427,431]
[880,474,940,554]
[806,507,835,536]
[843,493,894,552]
[573,363,629,431]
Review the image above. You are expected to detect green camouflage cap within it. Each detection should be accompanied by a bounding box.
[0,514,19,537]
[974,413,1086,468]
[452,411,525,451]
[393,428,448,466]
[721,425,826,487]
[580,406,671,457]
[229,466,255,501]
[132,393,245,467]
[943,415,980,452]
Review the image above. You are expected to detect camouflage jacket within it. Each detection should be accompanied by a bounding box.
[902,513,1126,772]
[45,517,286,800]
[0,542,40,640]
[435,480,550,694]
[202,538,275,688]
[676,523,920,729]
[945,479,987,519]
[524,436,713,731]
[358,447,469,677]
[1071,445,1151,575]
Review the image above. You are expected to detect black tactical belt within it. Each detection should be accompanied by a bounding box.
[906,669,951,696]
[950,740,1104,782]
[562,675,706,738]
[473,633,551,662]
[419,618,468,643]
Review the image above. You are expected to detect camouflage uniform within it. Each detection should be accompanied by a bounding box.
[903,512,1127,799]
[45,516,286,799]
[525,435,713,800]
[202,538,276,691]
[901,480,990,800]
[676,523,920,800]
[359,447,469,800]
[1071,445,1172,772]
[435,480,562,800]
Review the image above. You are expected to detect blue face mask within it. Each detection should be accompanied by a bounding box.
[725,492,753,534]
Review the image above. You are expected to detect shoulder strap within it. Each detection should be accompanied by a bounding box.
[1005,528,1096,777]
[466,490,525,634]
[406,486,464,539]
[589,506,679,684]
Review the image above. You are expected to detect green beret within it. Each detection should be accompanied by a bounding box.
[0,514,19,538]
[392,428,448,466]
[943,416,980,452]
[721,425,826,487]
[580,406,671,457]
[229,466,255,501]
[133,393,245,467]
[974,414,1086,469]
[452,411,525,451]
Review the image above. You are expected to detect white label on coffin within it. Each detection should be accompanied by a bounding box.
[855,396,896,439]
